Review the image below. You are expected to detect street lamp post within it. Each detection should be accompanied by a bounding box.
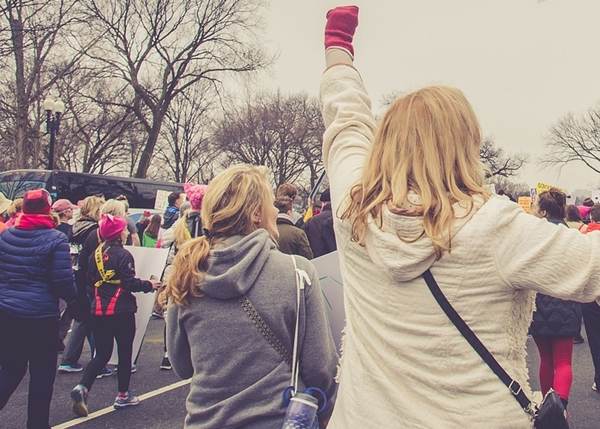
[43,97,65,170]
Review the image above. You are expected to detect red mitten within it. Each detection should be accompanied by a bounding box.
[324,5,359,56]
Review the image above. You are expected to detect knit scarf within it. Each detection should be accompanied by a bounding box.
[16,213,57,230]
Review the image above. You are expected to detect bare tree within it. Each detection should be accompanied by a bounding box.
[480,137,527,178]
[543,109,600,174]
[489,176,530,199]
[0,0,84,168]
[214,92,324,188]
[156,85,216,183]
[80,0,268,178]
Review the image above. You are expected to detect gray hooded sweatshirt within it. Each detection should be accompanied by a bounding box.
[166,229,338,429]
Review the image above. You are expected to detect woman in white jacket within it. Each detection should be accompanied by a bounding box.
[321,6,600,428]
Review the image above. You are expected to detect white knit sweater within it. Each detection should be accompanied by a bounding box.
[320,64,600,429]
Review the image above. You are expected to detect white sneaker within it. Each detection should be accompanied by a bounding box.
[593,382,598,392]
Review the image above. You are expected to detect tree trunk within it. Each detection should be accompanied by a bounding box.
[135,113,164,178]
[11,17,29,168]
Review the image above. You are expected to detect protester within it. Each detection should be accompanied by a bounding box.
[166,165,337,428]
[70,214,161,417]
[0,189,79,429]
[566,204,585,231]
[583,205,600,394]
[53,199,78,240]
[319,6,600,427]
[275,194,313,259]
[59,195,105,374]
[162,192,185,229]
[115,195,141,246]
[5,197,23,227]
[304,188,337,257]
[142,214,162,248]
[0,192,11,233]
[529,189,581,409]
[276,182,303,225]
[136,210,152,243]
[578,197,595,223]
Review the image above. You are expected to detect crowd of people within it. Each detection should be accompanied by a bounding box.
[2,5,600,429]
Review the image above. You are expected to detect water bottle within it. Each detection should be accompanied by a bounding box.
[281,392,320,429]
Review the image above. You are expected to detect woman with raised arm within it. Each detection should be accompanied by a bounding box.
[321,6,600,428]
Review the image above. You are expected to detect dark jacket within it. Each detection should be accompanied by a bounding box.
[529,218,583,337]
[276,216,313,260]
[163,205,180,229]
[88,240,153,316]
[304,205,337,258]
[56,222,73,241]
[186,211,202,239]
[0,227,77,318]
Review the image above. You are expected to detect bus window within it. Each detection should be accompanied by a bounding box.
[0,171,50,199]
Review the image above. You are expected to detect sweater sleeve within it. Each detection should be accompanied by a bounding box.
[320,64,376,213]
[166,303,194,379]
[50,234,77,302]
[118,251,153,293]
[296,257,339,416]
[495,202,600,302]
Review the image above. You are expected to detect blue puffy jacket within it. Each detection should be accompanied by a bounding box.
[0,227,77,318]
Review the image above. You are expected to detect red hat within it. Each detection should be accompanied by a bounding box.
[22,189,52,215]
[98,214,128,241]
[52,199,77,213]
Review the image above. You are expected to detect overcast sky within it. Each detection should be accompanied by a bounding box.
[259,0,600,192]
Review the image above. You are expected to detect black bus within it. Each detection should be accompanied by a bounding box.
[0,170,184,209]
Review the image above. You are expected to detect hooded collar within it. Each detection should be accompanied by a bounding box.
[200,229,275,300]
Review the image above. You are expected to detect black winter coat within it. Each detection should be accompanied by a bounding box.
[304,205,337,258]
[529,218,582,337]
[88,240,153,316]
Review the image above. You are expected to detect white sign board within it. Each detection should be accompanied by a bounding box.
[592,190,600,205]
[109,246,169,365]
[311,251,345,352]
[154,190,172,211]
[566,195,576,206]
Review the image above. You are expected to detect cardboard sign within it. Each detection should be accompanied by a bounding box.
[536,182,562,195]
[109,246,169,365]
[154,190,172,211]
[518,196,533,213]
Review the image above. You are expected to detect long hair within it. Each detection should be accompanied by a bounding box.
[80,196,105,221]
[341,86,489,256]
[166,164,273,305]
[145,214,162,239]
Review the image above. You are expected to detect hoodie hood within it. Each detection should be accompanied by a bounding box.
[71,217,97,243]
[363,194,486,282]
[200,229,275,300]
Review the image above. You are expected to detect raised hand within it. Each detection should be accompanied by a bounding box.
[324,6,359,57]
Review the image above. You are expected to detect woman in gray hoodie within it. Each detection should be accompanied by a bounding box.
[166,164,338,429]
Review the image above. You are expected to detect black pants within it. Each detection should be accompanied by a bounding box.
[80,313,135,393]
[0,310,59,429]
[583,302,600,386]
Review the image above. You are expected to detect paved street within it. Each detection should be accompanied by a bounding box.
[2,319,600,428]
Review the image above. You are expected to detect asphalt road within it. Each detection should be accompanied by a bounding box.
[2,319,600,428]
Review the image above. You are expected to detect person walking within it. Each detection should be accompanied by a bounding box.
[582,205,600,394]
[115,195,140,246]
[70,214,160,416]
[142,214,162,248]
[319,6,600,428]
[166,165,338,429]
[0,189,79,429]
[59,196,105,374]
[304,188,337,258]
[529,189,581,410]
[52,199,78,240]
[275,194,313,259]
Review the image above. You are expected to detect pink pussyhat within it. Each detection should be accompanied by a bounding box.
[98,214,128,241]
[184,183,208,210]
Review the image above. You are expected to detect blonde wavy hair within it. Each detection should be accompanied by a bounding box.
[341,86,489,256]
[79,196,105,221]
[100,199,126,217]
[166,164,273,305]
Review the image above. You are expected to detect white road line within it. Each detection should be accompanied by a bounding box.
[52,378,191,429]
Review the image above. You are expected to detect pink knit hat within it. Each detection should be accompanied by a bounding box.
[184,183,208,210]
[98,214,128,241]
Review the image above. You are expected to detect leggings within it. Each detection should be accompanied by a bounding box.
[533,336,574,400]
[80,313,135,393]
[0,310,59,429]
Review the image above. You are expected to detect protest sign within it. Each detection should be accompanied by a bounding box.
[109,246,169,365]
[536,182,563,195]
[154,190,172,211]
[518,196,532,213]
[592,190,600,205]
[311,251,345,352]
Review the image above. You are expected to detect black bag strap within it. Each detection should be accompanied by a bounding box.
[422,269,536,418]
